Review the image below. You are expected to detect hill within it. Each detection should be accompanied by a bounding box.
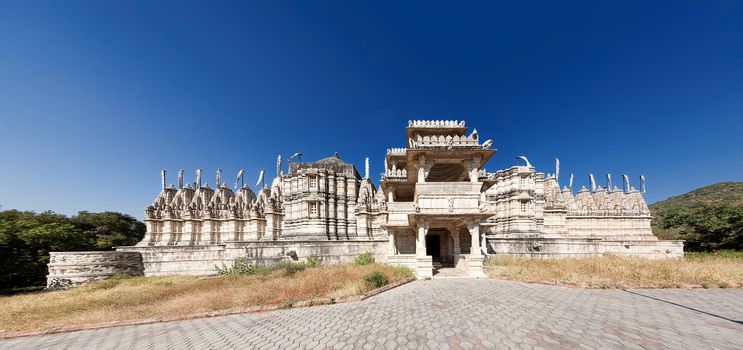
[650,182,743,251]
[650,182,743,211]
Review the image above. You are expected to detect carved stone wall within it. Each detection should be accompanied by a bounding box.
[46,251,144,290]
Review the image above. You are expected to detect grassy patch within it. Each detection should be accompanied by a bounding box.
[0,263,412,335]
[485,253,743,289]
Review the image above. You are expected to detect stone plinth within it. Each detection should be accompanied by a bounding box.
[486,236,685,259]
[46,251,144,290]
[454,254,486,277]
[415,256,434,278]
[117,245,226,276]
[387,254,416,271]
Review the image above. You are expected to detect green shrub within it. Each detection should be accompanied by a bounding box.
[354,252,375,266]
[364,271,388,289]
[278,261,307,276]
[216,257,256,275]
[216,258,320,277]
[305,255,324,268]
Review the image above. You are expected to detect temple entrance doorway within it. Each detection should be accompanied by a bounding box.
[425,235,441,262]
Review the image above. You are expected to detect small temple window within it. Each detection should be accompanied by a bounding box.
[520,202,527,213]
[520,177,527,187]
[309,202,318,216]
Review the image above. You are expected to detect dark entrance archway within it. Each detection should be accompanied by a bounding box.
[425,235,441,262]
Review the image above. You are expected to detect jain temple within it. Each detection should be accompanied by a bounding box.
[47,120,684,287]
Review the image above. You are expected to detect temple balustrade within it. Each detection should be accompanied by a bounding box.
[414,182,482,215]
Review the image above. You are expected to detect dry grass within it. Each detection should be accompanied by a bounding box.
[485,253,743,289]
[0,263,412,335]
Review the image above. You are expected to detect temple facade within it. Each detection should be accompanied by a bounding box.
[47,120,683,287]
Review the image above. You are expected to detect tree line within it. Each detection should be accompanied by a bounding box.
[653,204,743,252]
[0,210,145,290]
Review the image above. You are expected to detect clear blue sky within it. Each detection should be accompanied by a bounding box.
[1,1,742,219]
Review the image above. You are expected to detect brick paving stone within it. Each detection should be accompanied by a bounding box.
[2,279,743,349]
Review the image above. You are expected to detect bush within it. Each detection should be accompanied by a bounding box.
[216,257,323,277]
[305,255,323,268]
[277,261,307,276]
[354,252,375,266]
[364,271,388,289]
[216,257,256,275]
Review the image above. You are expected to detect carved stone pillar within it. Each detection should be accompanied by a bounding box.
[201,219,214,245]
[160,215,173,245]
[416,221,429,257]
[388,228,396,255]
[464,155,482,183]
[264,212,275,240]
[180,216,194,245]
[415,155,433,183]
[138,220,155,246]
[467,221,481,255]
[415,221,433,278]
[450,225,460,254]
[480,228,488,255]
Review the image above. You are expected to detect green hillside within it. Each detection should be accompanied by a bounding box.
[650,182,743,251]
[650,182,743,211]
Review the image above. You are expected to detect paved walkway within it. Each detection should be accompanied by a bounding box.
[2,279,742,349]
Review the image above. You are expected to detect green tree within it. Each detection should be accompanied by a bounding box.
[71,211,145,249]
[0,210,146,290]
[660,205,743,251]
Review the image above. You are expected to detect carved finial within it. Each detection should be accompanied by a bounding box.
[161,170,167,190]
[288,152,302,162]
[334,152,340,158]
[515,156,532,168]
[640,175,646,194]
[234,169,245,190]
[177,169,184,189]
[364,157,369,179]
[622,174,629,193]
[589,174,596,192]
[256,170,265,189]
[195,169,202,189]
[276,155,282,177]
[216,169,222,189]
[482,139,493,149]
[555,158,560,181]
[606,173,612,190]
[569,174,574,190]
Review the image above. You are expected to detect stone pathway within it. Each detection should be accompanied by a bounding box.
[2,279,742,349]
[433,267,471,278]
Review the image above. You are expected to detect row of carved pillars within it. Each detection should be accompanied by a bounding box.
[387,220,484,256]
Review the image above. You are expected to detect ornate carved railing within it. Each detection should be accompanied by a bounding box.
[408,120,465,128]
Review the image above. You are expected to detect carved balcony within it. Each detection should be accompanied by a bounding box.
[386,202,415,226]
[413,182,483,216]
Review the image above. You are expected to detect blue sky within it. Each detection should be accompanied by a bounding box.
[1,1,742,218]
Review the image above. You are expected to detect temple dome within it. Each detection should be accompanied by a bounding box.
[316,152,347,165]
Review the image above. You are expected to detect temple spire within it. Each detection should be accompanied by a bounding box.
[177,169,184,189]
